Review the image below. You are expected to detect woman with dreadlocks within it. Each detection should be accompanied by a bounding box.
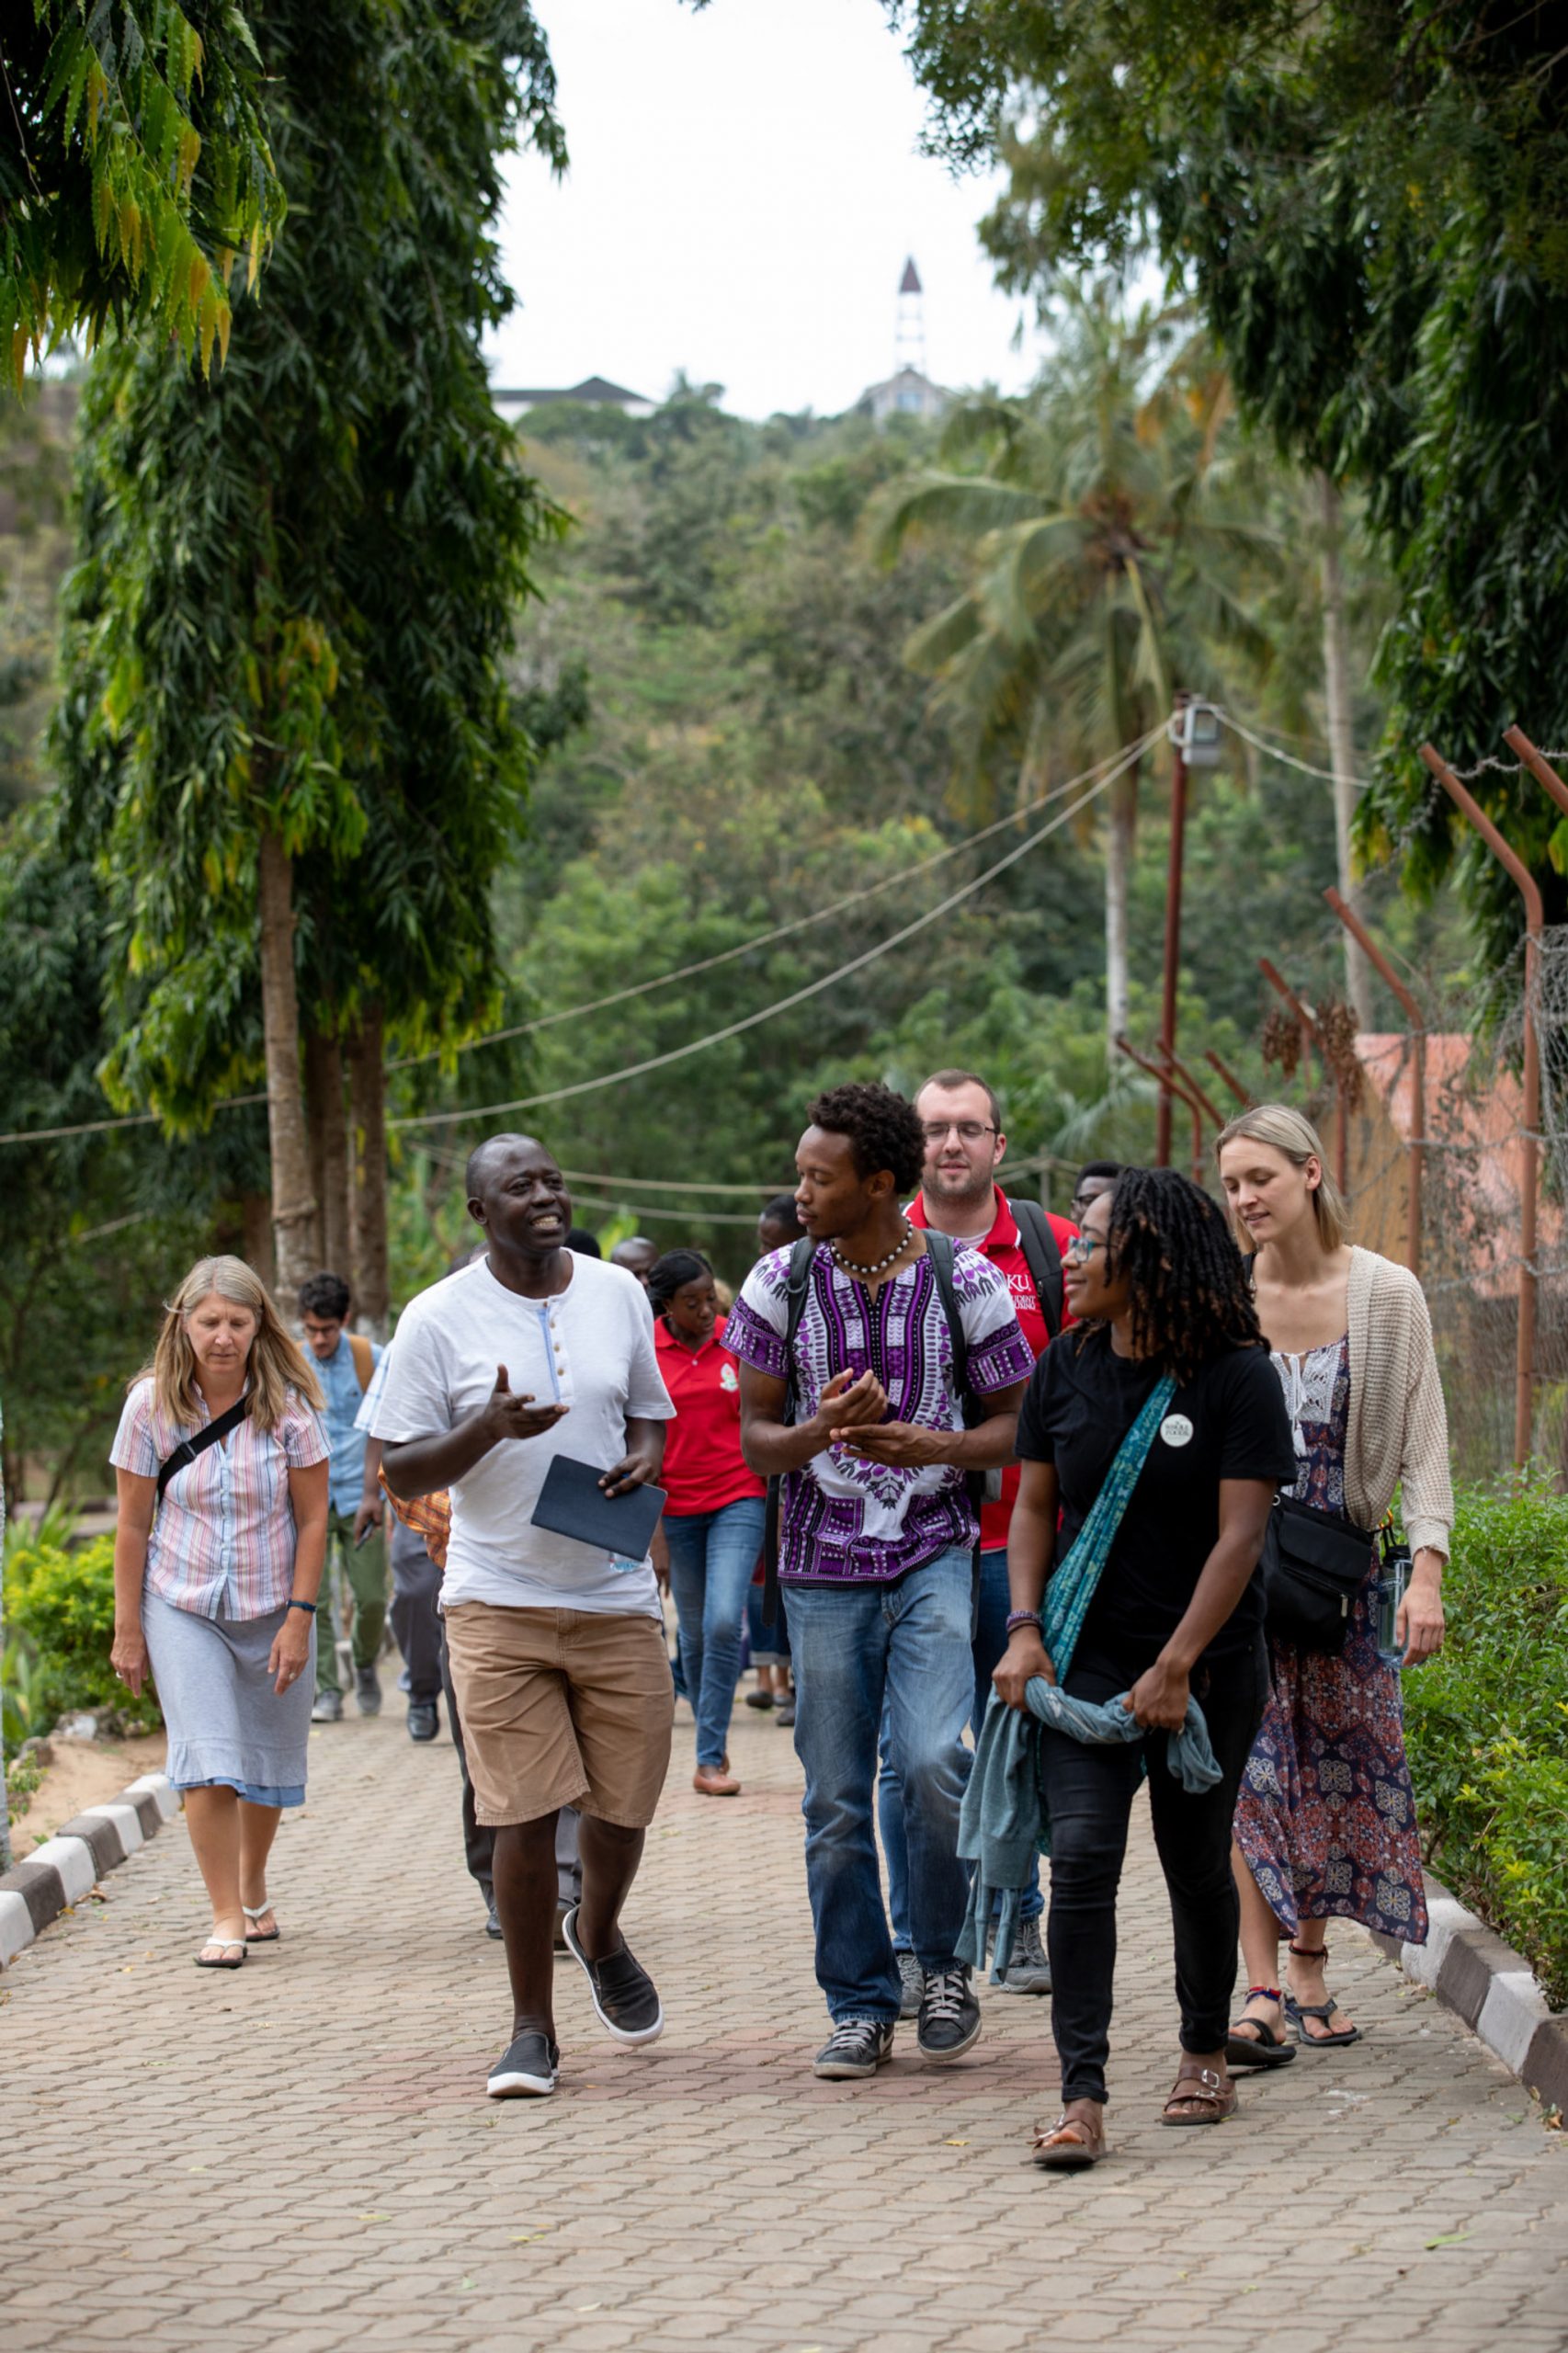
[994,1167,1296,2165]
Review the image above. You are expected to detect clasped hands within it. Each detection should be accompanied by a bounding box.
[814,1368,938,1469]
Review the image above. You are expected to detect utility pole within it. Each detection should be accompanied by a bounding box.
[1157,694,1191,1168]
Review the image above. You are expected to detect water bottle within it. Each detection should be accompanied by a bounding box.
[1374,1534,1412,1666]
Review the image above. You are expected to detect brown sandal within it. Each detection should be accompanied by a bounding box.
[1159,2063,1236,2127]
[1031,2107,1108,2168]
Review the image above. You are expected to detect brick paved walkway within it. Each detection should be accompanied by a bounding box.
[5,1692,1565,2353]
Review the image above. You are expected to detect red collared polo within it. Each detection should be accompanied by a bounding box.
[653,1314,768,1518]
[907,1187,1077,1550]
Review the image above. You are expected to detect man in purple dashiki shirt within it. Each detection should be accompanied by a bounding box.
[730,1083,1031,2082]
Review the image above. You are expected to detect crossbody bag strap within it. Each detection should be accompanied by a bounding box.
[762,1237,816,1627]
[1040,1370,1176,1682]
[156,1395,250,1503]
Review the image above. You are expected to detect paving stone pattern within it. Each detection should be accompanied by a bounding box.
[5,1691,1566,2353]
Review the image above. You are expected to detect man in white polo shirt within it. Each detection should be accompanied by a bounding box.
[374,1133,674,2102]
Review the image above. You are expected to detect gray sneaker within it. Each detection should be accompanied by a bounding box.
[311,1689,343,1723]
[812,2018,895,2079]
[997,1913,1052,1996]
[895,1949,924,2021]
[355,1665,382,1717]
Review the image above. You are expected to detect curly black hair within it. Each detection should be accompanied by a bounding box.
[1096,1165,1264,1381]
[805,1082,926,1196]
[647,1248,712,1318]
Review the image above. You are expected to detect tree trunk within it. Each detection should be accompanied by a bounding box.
[240,1189,277,1290]
[1,1404,11,1871]
[304,1029,351,1280]
[1104,763,1138,1046]
[1319,472,1373,1027]
[347,1001,390,1338]
[256,826,319,1307]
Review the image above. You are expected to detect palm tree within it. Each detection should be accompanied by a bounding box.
[869,283,1276,1041]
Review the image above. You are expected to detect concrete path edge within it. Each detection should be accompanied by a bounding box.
[1371,1867,1568,2116]
[0,1771,178,1966]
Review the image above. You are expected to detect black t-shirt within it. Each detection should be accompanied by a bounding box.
[1015,1327,1296,1667]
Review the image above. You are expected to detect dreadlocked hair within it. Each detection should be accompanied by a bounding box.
[1096,1166,1264,1382]
[806,1082,925,1196]
[647,1248,712,1319]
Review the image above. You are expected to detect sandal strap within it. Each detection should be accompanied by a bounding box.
[1165,2065,1229,2112]
[242,1904,273,1920]
[1034,2113,1101,2152]
[1289,1941,1327,1960]
[1245,1984,1283,2002]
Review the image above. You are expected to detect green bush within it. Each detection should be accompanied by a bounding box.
[3,1530,163,1739]
[1403,1473,1568,2006]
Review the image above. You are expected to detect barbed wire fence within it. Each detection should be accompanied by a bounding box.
[1264,934,1568,1483]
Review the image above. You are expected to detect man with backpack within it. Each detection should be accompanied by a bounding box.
[881,1069,1078,2002]
[729,1083,1031,2081]
[299,1271,388,1722]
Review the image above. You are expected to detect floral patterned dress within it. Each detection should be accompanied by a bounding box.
[1233,1336,1428,1943]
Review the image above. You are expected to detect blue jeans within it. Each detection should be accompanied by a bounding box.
[787,1547,975,2024]
[745,1578,790,1667]
[665,1498,767,1769]
[879,1546,1043,1947]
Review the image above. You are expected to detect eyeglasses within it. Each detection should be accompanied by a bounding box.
[921,1121,997,1143]
[1062,1233,1106,1265]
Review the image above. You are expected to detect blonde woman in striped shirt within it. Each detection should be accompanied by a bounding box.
[110,1258,330,1970]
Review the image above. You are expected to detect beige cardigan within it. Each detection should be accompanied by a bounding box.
[1344,1245,1454,1559]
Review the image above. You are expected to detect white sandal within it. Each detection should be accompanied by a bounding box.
[195,1935,248,1971]
[243,1902,280,1944]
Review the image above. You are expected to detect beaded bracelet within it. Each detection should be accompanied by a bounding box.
[1005,1609,1042,1635]
[287,1599,317,1615]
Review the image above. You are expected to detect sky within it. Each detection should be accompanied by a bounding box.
[483,0,1053,419]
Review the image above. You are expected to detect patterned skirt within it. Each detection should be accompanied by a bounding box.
[1233,1555,1427,1944]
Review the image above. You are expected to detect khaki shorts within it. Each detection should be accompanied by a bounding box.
[443,1602,674,1829]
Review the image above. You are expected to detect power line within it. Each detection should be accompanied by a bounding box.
[384,733,1153,1070]
[387,738,1150,1136]
[0,729,1161,1149]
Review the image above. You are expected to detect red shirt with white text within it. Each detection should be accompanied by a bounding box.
[653,1314,768,1517]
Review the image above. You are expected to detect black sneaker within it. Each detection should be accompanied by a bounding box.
[812,2018,895,2079]
[917,1964,982,2063]
[406,1699,438,1743]
[355,1665,382,1717]
[483,1897,503,1940]
[486,2029,559,2098]
[561,1906,664,2045]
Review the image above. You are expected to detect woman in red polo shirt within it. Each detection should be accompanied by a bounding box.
[649,1249,767,1798]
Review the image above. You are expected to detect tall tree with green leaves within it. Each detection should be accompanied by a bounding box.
[885,0,1568,969]
[54,0,565,1306]
[869,287,1272,1039]
[2,2,285,380]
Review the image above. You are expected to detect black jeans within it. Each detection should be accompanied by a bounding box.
[1042,1636,1268,2106]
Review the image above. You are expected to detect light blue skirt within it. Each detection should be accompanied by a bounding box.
[142,1590,313,1806]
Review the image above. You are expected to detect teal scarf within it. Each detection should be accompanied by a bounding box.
[956,1370,1176,1974]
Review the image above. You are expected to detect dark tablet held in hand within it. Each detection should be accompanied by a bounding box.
[529,1453,666,1563]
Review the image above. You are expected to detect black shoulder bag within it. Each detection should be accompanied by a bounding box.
[156,1397,249,1502]
[1259,1490,1376,1653]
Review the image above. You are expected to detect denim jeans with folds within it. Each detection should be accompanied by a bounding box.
[665,1496,767,1770]
[879,1545,1044,1944]
[787,1547,975,2025]
[1043,1636,1269,2105]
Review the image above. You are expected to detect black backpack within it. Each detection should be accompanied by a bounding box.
[1009,1195,1064,1340]
[759,1229,989,1627]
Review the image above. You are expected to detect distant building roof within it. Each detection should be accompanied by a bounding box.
[857,364,948,423]
[491,376,653,408]
[900,257,922,295]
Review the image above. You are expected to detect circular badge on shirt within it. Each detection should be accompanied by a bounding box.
[1160,1413,1194,1449]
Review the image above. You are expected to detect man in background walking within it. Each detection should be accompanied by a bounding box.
[300,1272,387,1723]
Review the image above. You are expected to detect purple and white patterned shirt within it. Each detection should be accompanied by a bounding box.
[110,1378,329,1621]
[726,1242,1032,1586]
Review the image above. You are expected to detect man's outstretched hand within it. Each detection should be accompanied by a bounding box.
[483,1365,570,1443]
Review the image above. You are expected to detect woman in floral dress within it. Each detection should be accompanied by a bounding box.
[1216,1106,1452,2054]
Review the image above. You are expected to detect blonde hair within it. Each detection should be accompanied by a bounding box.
[1214,1103,1351,1253]
[139,1256,325,1431]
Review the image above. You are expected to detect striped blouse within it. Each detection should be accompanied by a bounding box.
[110,1378,329,1621]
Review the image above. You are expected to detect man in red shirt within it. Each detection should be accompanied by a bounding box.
[880,1065,1078,2005]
